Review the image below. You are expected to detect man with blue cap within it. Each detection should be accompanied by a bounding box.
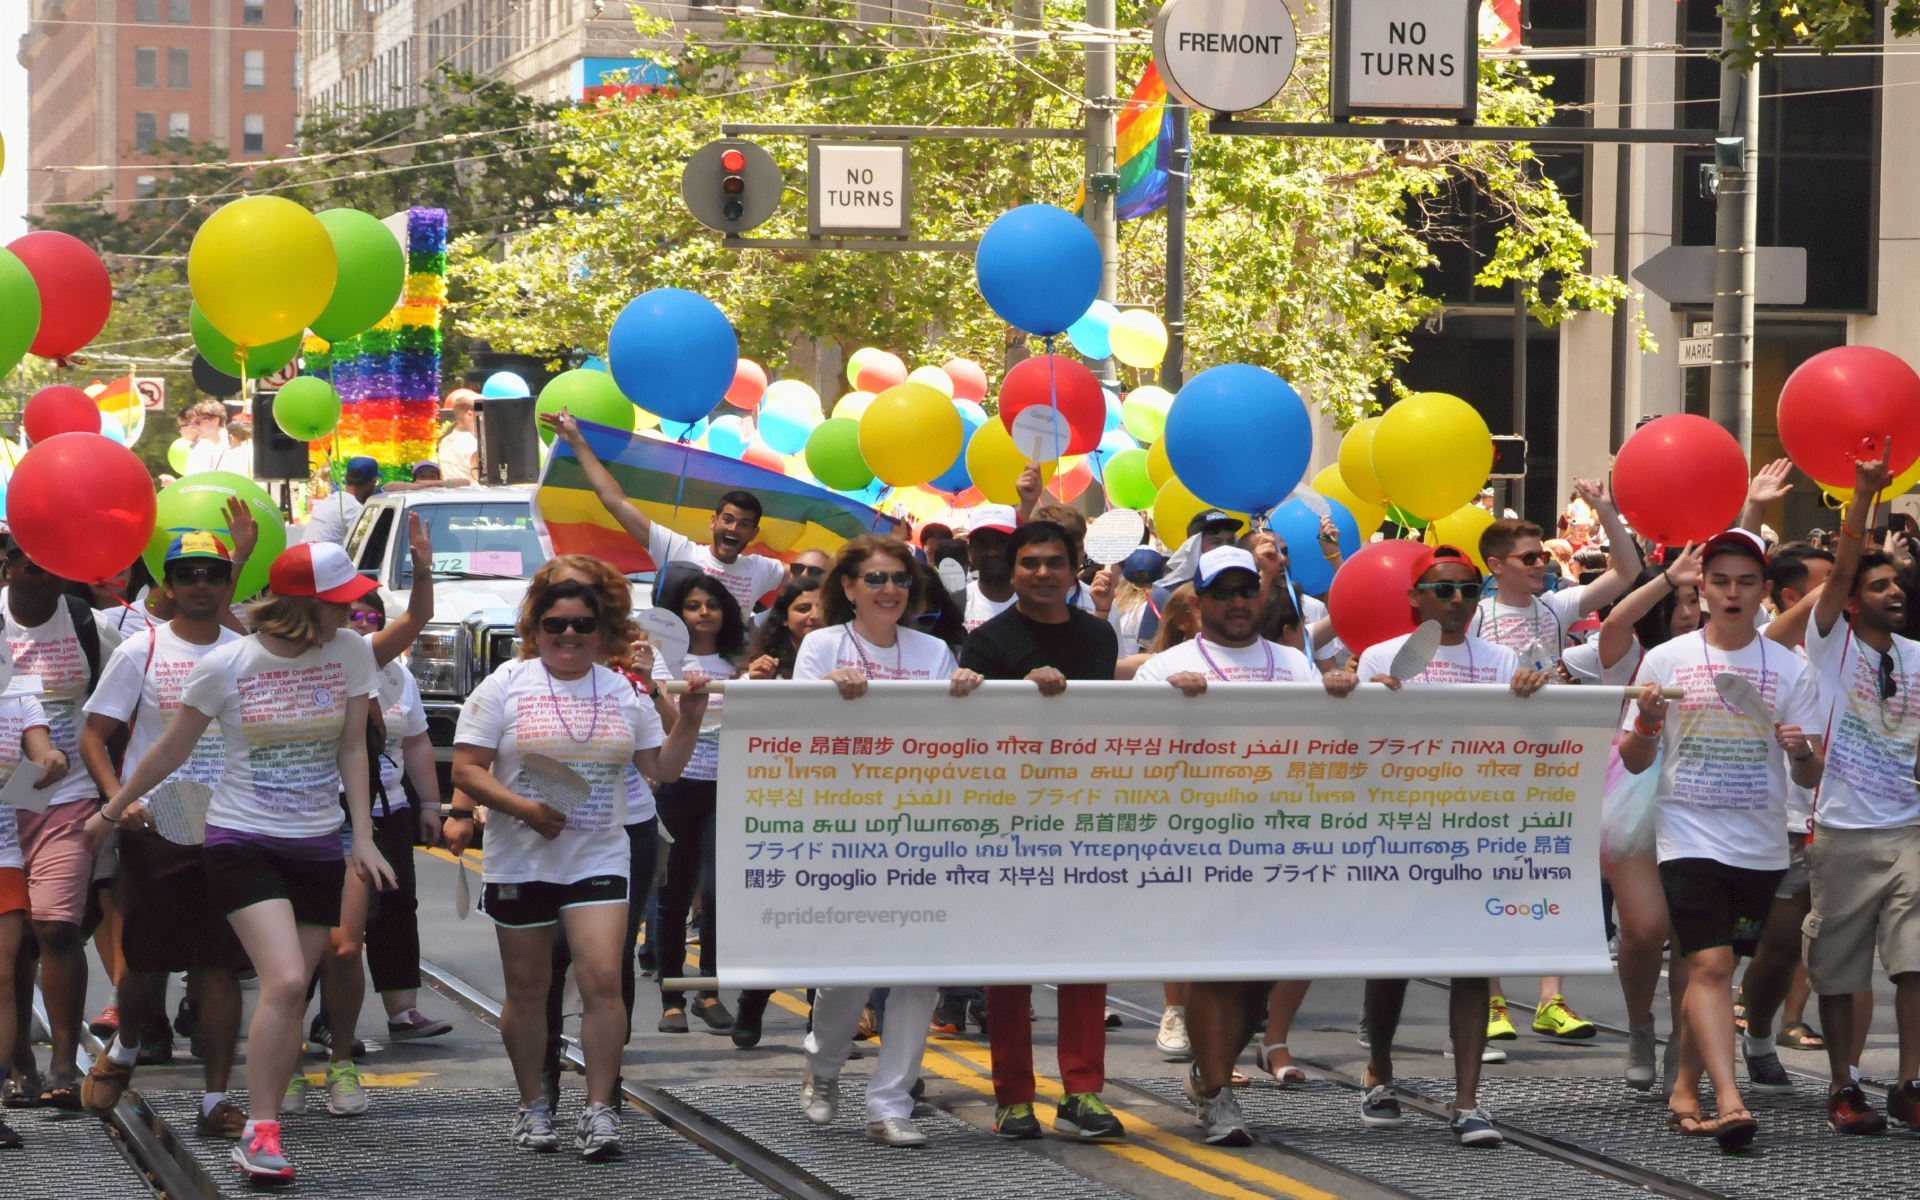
[303,457,382,548]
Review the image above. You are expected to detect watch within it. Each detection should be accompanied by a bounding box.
[446,809,476,820]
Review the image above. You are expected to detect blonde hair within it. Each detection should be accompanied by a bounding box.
[1147,584,1198,653]
[247,593,336,647]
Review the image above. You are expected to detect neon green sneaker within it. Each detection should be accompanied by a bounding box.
[1532,994,1597,1040]
[283,1073,309,1114]
[1487,996,1518,1041]
[994,1101,1041,1139]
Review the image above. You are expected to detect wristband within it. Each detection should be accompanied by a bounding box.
[1633,716,1664,738]
[1791,750,1815,763]
[447,809,476,820]
[1841,523,1865,540]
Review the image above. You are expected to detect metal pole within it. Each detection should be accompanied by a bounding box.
[1084,0,1118,309]
[1161,105,1189,393]
[1013,0,1041,58]
[1708,22,1758,456]
[1607,0,1635,450]
[1513,284,1528,520]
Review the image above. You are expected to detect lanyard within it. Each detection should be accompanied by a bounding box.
[542,662,602,745]
[848,626,903,679]
[1194,634,1275,682]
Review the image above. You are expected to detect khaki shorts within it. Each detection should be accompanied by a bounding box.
[1776,832,1809,900]
[1804,823,1920,995]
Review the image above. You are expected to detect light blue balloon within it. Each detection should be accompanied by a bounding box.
[1089,427,1137,483]
[482,371,530,398]
[1067,300,1118,361]
[955,398,989,427]
[1163,364,1313,515]
[1103,389,1123,431]
[582,356,607,373]
[974,204,1103,337]
[707,414,747,458]
[660,416,709,442]
[758,393,818,455]
[928,403,986,494]
[607,287,738,425]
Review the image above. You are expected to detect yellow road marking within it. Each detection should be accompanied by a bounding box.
[298,1070,437,1088]
[423,846,482,874]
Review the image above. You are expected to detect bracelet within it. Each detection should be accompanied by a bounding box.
[446,809,476,820]
[1841,523,1865,540]
[1633,716,1664,738]
[1791,750,1815,763]
[1661,570,1676,590]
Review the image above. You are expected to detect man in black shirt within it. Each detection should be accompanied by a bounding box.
[958,522,1122,1141]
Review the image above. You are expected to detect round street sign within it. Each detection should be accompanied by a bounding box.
[1152,0,1298,114]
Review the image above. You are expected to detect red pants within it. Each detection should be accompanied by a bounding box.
[986,983,1107,1104]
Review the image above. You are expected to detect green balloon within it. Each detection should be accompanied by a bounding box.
[143,471,288,602]
[1102,448,1156,510]
[309,209,404,343]
[1384,503,1430,531]
[537,369,636,444]
[0,249,42,378]
[192,302,300,378]
[273,375,341,441]
[803,418,873,491]
[167,437,190,474]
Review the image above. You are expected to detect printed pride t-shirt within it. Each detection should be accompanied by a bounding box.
[1805,618,1920,830]
[792,624,958,682]
[84,624,240,787]
[6,601,120,807]
[1469,588,1587,661]
[181,629,379,841]
[371,657,431,803]
[651,651,739,782]
[1625,629,1820,870]
[647,525,787,614]
[0,695,49,870]
[1133,636,1314,684]
[1356,633,1518,686]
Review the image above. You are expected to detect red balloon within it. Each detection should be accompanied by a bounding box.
[855,352,908,395]
[943,357,990,402]
[1612,414,1748,546]
[728,359,769,410]
[1328,540,1431,655]
[23,385,102,443]
[997,355,1104,454]
[7,231,112,361]
[1776,346,1920,487]
[8,433,156,584]
[742,440,786,473]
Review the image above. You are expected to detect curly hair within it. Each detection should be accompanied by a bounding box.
[518,554,635,659]
[821,535,923,628]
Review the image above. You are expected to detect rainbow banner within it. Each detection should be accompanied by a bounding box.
[1075,64,1174,221]
[533,419,892,575]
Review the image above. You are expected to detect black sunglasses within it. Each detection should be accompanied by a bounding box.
[1497,551,1549,567]
[790,563,825,579]
[1881,652,1899,701]
[169,565,232,586]
[1415,581,1484,601]
[1201,581,1261,601]
[540,615,599,635]
[860,570,914,589]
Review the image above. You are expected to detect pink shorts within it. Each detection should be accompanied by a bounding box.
[15,802,94,927]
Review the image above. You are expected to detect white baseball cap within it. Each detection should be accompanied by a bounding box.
[1195,546,1261,589]
[967,505,1018,535]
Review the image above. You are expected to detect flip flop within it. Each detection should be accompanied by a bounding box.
[1667,1109,1712,1136]
[1711,1111,1758,1150]
[1776,1021,1826,1050]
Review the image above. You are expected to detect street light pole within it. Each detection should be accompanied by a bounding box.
[1084,0,1118,312]
[1708,23,1759,458]
[1161,105,1189,393]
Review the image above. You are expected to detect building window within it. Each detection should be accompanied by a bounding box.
[135,175,157,199]
[168,0,190,20]
[134,111,158,148]
[243,49,265,89]
[243,0,265,24]
[243,113,265,154]
[135,47,157,88]
[136,0,158,20]
[168,111,190,143]
[168,46,189,88]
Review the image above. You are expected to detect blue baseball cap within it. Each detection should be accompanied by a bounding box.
[1120,547,1167,582]
[344,456,381,483]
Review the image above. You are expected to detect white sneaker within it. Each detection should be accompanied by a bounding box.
[576,1101,624,1161]
[511,1098,560,1152]
[283,1075,309,1115]
[1196,1085,1254,1147]
[324,1061,369,1117]
[1156,1006,1191,1061]
[1444,1046,1509,1064]
[801,1066,838,1125]
[865,1116,928,1146]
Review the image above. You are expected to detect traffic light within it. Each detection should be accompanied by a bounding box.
[683,139,781,233]
[720,148,747,221]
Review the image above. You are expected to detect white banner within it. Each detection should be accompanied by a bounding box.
[714,680,1620,987]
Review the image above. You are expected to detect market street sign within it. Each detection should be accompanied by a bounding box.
[1151,0,1298,114]
[808,141,911,238]
[1332,0,1477,121]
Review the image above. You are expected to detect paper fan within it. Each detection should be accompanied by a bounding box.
[518,753,594,814]
[148,780,214,846]
[1389,621,1443,682]
[1085,508,1147,565]
[637,608,690,674]
[454,861,472,919]
[1713,672,1773,728]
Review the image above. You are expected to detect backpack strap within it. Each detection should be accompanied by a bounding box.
[63,594,101,694]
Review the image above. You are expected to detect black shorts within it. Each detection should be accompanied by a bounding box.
[118,829,251,974]
[204,841,347,929]
[1660,857,1786,957]
[480,876,627,929]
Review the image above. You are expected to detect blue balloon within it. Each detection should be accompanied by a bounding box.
[1323,495,1362,556]
[758,394,818,455]
[927,403,986,494]
[1089,426,1138,483]
[1162,364,1313,514]
[607,287,738,424]
[1067,300,1117,360]
[707,414,747,458]
[974,205,1103,337]
[955,398,989,428]
[1268,495,1359,595]
[481,371,529,398]
[660,416,708,442]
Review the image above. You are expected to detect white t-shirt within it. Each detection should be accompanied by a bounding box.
[219,439,253,479]
[648,525,786,615]
[438,429,478,483]
[963,580,1097,632]
[97,602,156,642]
[455,658,662,885]
[183,433,225,477]
[650,650,739,781]
[1805,618,1920,831]
[1133,636,1314,684]
[1470,587,1586,661]
[793,624,957,681]
[181,630,380,839]
[6,600,119,807]
[372,658,430,803]
[1357,633,1518,686]
[1626,630,1821,870]
[1109,602,1148,654]
[83,624,240,792]
[0,696,49,870]
[302,491,365,548]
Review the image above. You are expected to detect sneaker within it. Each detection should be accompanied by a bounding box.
[1443,1046,1507,1064]
[0,1115,20,1150]
[81,1054,133,1114]
[1743,1044,1795,1094]
[307,1017,366,1058]
[196,1099,246,1139]
[1361,1084,1406,1128]
[731,997,766,1050]
[968,996,990,1034]
[1449,1106,1504,1147]
[1155,1006,1191,1060]
[994,1101,1042,1139]
[1486,997,1518,1041]
[386,1009,452,1041]
[1055,1092,1124,1140]
[1828,1085,1888,1135]
[173,997,198,1042]
[1182,1061,1204,1110]
[930,993,967,1037]
[1532,994,1596,1040]
[324,1060,370,1116]
[800,1066,838,1125]
[230,1120,295,1184]
[1104,1006,1123,1029]
[283,1074,310,1115]
[1886,1080,1920,1129]
[512,1098,561,1152]
[1625,1021,1657,1091]
[1196,1084,1254,1147]
[866,1116,929,1147]
[88,1005,120,1039]
[576,1101,624,1161]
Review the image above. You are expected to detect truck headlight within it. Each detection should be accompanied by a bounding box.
[410,627,462,697]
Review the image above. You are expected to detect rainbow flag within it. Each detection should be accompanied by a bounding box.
[533,420,892,575]
[1075,64,1174,221]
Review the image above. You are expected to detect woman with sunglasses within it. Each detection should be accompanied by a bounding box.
[791,534,982,1148]
[746,578,823,681]
[453,574,705,1160]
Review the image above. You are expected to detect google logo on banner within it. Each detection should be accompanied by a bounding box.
[1485,898,1561,920]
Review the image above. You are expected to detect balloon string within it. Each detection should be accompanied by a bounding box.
[1045,335,1060,483]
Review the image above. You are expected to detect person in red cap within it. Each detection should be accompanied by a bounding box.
[85,541,398,1185]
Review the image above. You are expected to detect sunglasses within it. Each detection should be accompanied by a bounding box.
[1881,652,1900,701]
[170,565,232,586]
[790,563,825,579]
[913,611,941,630]
[348,609,382,626]
[1201,581,1261,601]
[860,570,914,589]
[1497,551,1549,567]
[539,615,600,635]
[1415,581,1484,601]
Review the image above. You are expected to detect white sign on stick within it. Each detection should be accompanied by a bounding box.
[1152,0,1299,114]
[808,142,910,238]
[1333,0,1477,120]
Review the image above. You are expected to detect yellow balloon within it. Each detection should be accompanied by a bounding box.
[1122,385,1174,443]
[188,196,338,348]
[967,417,1055,504]
[859,382,963,487]
[1153,477,1246,547]
[1824,454,1920,504]
[1147,436,1174,489]
[1338,417,1389,505]
[1109,310,1169,369]
[906,366,955,398]
[632,405,661,430]
[1311,464,1386,534]
[1370,392,1493,521]
[1425,504,1496,573]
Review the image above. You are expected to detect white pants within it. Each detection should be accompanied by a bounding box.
[803,985,938,1121]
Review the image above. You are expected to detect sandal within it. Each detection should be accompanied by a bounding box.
[1227,1069,1252,1087]
[1710,1109,1758,1150]
[1,1072,40,1109]
[1667,1109,1712,1136]
[1776,1021,1826,1050]
[1731,993,1748,1034]
[40,1073,80,1112]
[1253,1041,1307,1084]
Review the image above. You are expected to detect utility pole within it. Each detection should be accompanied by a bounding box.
[1708,24,1759,458]
[1084,0,1118,317]
[1161,106,1189,393]
[1607,0,1635,451]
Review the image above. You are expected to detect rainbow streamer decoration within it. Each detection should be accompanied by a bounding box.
[301,208,448,481]
[1074,64,1174,221]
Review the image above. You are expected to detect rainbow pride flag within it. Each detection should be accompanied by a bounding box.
[1075,64,1174,221]
[533,420,892,575]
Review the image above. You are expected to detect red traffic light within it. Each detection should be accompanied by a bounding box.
[720,148,746,172]
[722,176,745,195]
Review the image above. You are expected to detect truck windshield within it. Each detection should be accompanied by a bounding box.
[395,503,547,587]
